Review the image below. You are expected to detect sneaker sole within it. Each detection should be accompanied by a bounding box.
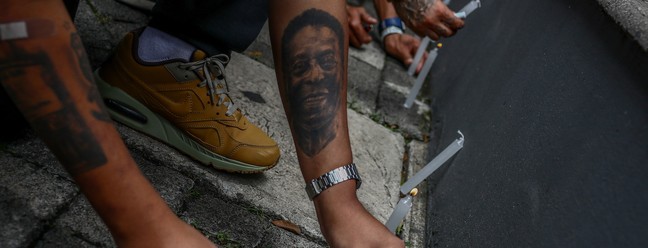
[94,70,276,174]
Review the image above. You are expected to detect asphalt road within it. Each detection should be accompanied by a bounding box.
[424,0,648,247]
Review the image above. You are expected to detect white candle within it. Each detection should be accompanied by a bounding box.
[403,47,438,109]
[407,37,431,76]
[400,131,464,195]
[385,190,416,233]
[460,0,481,17]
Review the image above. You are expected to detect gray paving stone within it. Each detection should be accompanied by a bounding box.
[75,0,148,68]
[257,226,326,248]
[180,184,271,247]
[349,41,386,70]
[381,56,415,89]
[5,133,73,181]
[244,21,276,68]
[348,56,382,115]
[374,57,433,140]
[74,1,116,67]
[45,153,193,247]
[0,153,78,248]
[35,228,97,248]
[0,154,37,186]
[0,189,43,248]
[54,196,115,247]
[376,85,432,141]
[12,169,78,219]
[135,155,195,212]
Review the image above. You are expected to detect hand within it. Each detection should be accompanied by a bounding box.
[314,181,405,248]
[393,0,464,40]
[347,5,378,48]
[383,33,428,74]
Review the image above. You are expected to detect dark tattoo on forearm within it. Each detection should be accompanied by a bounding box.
[0,38,108,176]
[69,33,112,122]
[281,9,345,157]
[394,0,436,24]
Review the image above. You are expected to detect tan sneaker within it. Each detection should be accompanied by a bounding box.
[95,31,280,173]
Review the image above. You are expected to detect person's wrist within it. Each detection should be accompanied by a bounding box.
[383,33,400,46]
[312,180,364,236]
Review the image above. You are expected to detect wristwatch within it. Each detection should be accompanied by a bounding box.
[305,163,362,200]
[378,17,405,34]
[379,17,405,41]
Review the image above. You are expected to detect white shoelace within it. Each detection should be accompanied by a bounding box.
[179,54,237,116]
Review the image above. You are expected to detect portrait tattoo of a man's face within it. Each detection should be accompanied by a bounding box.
[281,9,345,157]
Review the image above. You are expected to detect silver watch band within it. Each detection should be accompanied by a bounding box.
[305,163,362,200]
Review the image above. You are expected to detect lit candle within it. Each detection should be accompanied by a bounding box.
[385,188,418,233]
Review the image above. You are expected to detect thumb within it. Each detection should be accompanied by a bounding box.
[403,54,413,66]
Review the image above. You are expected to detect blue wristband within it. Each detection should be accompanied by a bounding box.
[378,17,405,33]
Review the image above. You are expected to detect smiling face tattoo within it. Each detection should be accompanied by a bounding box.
[282,9,345,157]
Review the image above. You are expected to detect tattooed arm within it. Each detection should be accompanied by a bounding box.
[390,0,464,40]
[268,1,404,247]
[0,1,213,247]
[374,0,428,73]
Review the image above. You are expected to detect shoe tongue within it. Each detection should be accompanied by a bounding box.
[190,50,208,61]
[188,50,242,120]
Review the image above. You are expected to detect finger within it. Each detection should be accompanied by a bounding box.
[443,14,465,30]
[409,42,419,57]
[351,23,372,44]
[415,51,428,74]
[401,48,413,66]
[433,1,465,30]
[433,23,454,37]
[409,36,421,55]
[349,32,362,48]
[360,12,378,24]
[426,30,440,41]
[397,38,416,66]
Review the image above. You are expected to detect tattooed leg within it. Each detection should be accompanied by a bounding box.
[0,1,213,247]
[268,1,404,247]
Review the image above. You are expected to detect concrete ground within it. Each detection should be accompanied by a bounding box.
[0,1,435,247]
[424,0,648,247]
